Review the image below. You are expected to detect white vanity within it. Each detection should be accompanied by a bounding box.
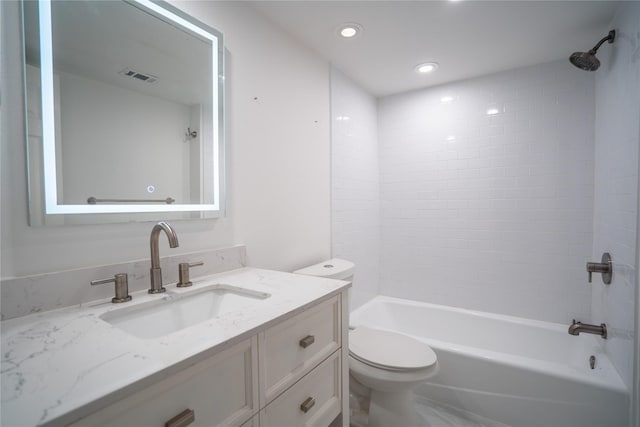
[4,0,351,424]
[1,267,351,427]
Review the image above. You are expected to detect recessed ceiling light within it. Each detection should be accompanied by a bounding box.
[338,23,362,39]
[486,108,500,115]
[440,96,454,103]
[446,135,456,142]
[415,62,439,74]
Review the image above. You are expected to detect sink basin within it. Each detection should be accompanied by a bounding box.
[100,284,271,339]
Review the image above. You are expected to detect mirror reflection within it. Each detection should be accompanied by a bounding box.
[22,0,224,225]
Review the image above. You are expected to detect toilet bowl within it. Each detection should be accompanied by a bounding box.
[349,326,438,427]
[294,259,439,427]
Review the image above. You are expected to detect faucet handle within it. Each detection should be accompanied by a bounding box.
[586,252,612,284]
[177,262,204,288]
[91,273,132,303]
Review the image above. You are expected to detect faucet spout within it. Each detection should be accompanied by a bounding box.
[149,221,179,294]
[568,319,607,339]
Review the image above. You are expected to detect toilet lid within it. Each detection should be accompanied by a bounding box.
[349,326,437,370]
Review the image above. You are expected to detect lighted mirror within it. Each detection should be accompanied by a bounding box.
[21,0,224,225]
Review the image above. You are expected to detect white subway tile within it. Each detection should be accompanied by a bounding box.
[378,60,595,325]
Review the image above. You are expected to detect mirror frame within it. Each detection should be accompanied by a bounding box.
[24,0,225,223]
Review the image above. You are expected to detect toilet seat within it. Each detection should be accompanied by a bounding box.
[349,326,437,371]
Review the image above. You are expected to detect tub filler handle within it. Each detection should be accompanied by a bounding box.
[586,252,612,284]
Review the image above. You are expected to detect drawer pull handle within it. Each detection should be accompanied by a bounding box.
[165,408,195,427]
[299,335,315,348]
[300,397,316,413]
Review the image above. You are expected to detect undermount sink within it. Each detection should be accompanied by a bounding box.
[100,284,271,339]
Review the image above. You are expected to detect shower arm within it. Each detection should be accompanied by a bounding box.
[589,30,616,54]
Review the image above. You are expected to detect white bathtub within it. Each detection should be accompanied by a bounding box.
[350,296,629,427]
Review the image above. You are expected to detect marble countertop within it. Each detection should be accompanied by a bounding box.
[1,267,350,427]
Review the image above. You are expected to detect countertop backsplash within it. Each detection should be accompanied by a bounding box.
[1,245,246,321]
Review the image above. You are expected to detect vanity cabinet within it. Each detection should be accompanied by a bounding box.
[69,294,346,427]
[241,416,259,427]
[69,338,259,427]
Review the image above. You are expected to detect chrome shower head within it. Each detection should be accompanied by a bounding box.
[569,30,615,71]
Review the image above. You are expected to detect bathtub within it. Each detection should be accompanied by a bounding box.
[349,296,629,427]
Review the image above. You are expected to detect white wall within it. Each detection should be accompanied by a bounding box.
[377,60,595,324]
[592,1,640,395]
[0,1,330,278]
[330,68,380,310]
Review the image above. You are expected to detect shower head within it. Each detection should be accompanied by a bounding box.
[569,30,615,71]
[570,51,601,71]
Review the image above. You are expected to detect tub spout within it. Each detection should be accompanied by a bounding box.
[568,319,607,339]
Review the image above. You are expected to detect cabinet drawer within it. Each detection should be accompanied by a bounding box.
[70,338,258,427]
[260,296,340,404]
[260,350,341,427]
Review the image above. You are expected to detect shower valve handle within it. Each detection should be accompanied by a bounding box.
[586,253,612,284]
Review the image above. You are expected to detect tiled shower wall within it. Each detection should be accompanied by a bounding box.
[377,60,595,323]
[331,68,380,310]
[592,1,640,392]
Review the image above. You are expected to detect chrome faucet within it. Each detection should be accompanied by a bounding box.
[568,319,607,339]
[149,221,179,294]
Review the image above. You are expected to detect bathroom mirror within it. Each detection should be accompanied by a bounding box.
[21,0,224,225]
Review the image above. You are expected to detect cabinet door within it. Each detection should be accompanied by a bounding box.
[70,337,258,427]
[260,296,340,406]
[260,350,341,427]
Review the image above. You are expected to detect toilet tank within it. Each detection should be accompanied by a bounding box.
[294,258,354,281]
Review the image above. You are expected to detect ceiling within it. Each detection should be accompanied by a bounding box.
[249,1,619,97]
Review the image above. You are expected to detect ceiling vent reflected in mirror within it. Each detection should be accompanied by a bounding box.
[118,67,158,84]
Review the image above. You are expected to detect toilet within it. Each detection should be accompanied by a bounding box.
[294,259,439,427]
